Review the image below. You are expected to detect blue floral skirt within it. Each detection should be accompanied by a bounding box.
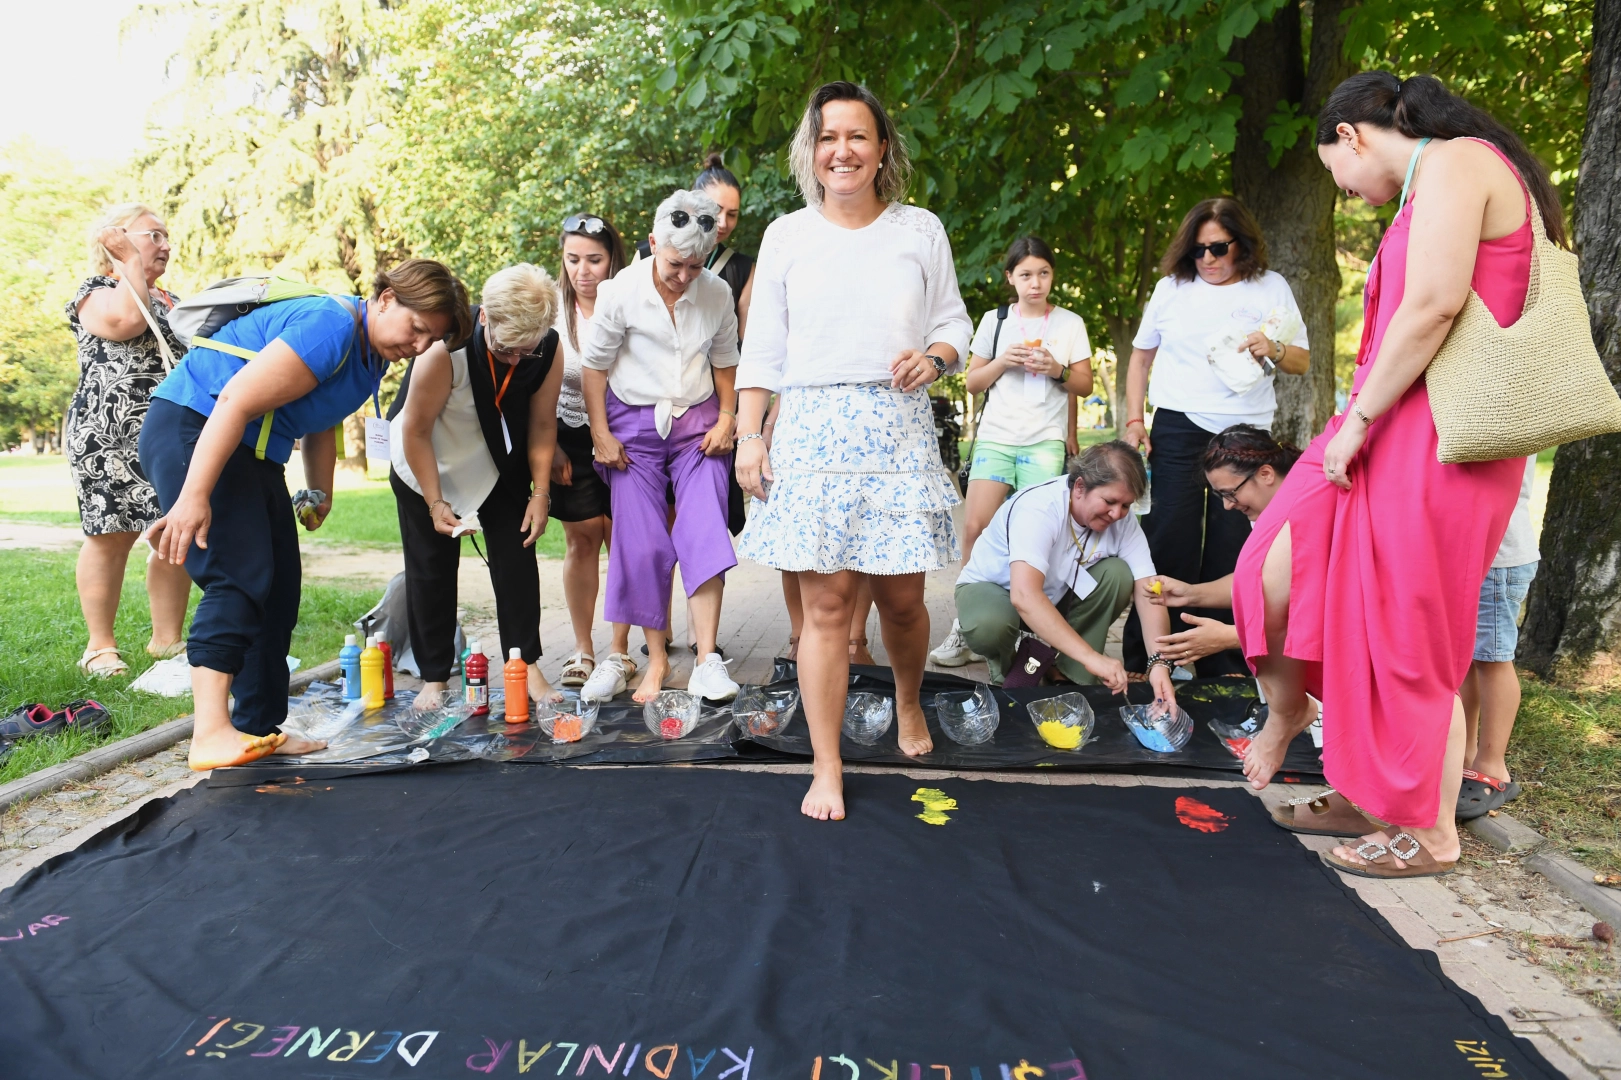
[737,383,960,575]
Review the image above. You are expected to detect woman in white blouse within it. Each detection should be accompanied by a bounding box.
[734,81,972,821]
[580,188,741,706]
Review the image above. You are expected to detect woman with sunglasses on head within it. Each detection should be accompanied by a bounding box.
[578,188,741,707]
[1120,197,1309,678]
[734,81,972,821]
[389,264,564,710]
[550,214,626,691]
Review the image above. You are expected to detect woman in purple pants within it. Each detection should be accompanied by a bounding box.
[580,188,741,705]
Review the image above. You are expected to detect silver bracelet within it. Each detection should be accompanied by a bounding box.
[1353,403,1375,426]
[736,432,764,445]
[1146,652,1174,674]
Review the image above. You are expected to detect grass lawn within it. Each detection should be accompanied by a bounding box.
[1505,677,1621,874]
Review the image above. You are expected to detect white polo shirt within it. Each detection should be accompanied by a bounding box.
[957,476,1156,603]
[580,257,740,437]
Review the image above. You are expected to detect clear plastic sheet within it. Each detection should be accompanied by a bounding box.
[934,683,999,745]
[732,685,799,737]
[644,690,702,740]
[843,692,894,745]
[1027,692,1096,750]
[1120,700,1195,753]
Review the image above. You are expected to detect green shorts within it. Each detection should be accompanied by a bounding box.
[968,440,1067,489]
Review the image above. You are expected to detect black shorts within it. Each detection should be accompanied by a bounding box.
[549,421,612,522]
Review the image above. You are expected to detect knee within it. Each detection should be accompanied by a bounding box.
[804,590,854,632]
[1094,556,1133,598]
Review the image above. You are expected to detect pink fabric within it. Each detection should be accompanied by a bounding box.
[1232,139,1532,826]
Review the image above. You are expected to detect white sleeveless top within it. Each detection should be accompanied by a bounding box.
[390,345,500,518]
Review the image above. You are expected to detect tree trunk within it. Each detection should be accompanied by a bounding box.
[1102,314,1136,434]
[1518,0,1621,684]
[1230,0,1354,447]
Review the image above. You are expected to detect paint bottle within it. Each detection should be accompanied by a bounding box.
[503,647,528,724]
[464,640,489,715]
[339,634,362,701]
[377,637,395,699]
[360,635,385,710]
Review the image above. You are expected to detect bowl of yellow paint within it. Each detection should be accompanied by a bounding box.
[536,691,600,743]
[645,690,702,740]
[935,683,1000,745]
[842,692,894,746]
[733,685,798,737]
[1027,692,1096,751]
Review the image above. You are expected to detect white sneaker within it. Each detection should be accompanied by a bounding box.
[928,619,984,667]
[687,652,739,703]
[581,652,634,703]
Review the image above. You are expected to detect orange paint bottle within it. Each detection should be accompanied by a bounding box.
[503,647,528,724]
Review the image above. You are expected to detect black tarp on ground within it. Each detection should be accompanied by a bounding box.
[0,765,1549,1079]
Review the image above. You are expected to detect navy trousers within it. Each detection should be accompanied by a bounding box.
[139,398,301,736]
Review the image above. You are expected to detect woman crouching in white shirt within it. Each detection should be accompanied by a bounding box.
[734,81,973,821]
[580,189,741,706]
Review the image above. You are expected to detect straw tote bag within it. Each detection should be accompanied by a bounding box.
[1425,196,1621,463]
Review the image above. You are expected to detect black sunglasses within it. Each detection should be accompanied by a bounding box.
[1190,240,1234,259]
[667,210,716,232]
[563,214,607,235]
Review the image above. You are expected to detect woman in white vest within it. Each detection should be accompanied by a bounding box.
[390,264,564,709]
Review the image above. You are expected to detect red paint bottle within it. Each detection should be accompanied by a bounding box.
[463,640,489,715]
[378,637,395,700]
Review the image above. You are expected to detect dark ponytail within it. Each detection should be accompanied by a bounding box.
[1201,424,1301,480]
[693,152,741,193]
[1315,71,1566,247]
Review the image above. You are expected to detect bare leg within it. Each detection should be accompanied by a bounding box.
[686,575,724,657]
[961,478,1010,569]
[186,666,311,769]
[76,531,139,664]
[1465,659,1520,782]
[781,571,803,660]
[849,576,876,666]
[1333,696,1466,866]
[562,517,609,659]
[868,572,932,757]
[1246,522,1313,789]
[609,622,631,659]
[145,547,192,652]
[633,629,670,703]
[798,571,861,819]
[527,663,561,703]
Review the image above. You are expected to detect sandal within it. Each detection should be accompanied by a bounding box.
[0,703,64,741]
[1456,769,1521,821]
[55,699,110,734]
[1271,789,1382,836]
[77,647,128,677]
[146,639,186,660]
[558,652,595,688]
[849,637,876,666]
[1320,830,1457,879]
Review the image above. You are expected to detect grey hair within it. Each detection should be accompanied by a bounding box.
[1068,440,1148,500]
[88,202,161,275]
[480,263,558,353]
[650,188,721,260]
[787,81,912,208]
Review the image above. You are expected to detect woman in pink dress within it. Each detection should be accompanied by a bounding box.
[1230,72,1566,878]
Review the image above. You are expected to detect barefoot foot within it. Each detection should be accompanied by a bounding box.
[414,681,449,712]
[631,657,671,704]
[528,664,563,704]
[188,730,286,771]
[1242,706,1313,790]
[802,765,845,821]
[273,734,328,756]
[896,701,933,757]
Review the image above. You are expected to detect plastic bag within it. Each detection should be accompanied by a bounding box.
[1027,692,1096,750]
[733,685,798,737]
[842,692,894,746]
[1120,699,1193,753]
[934,683,1000,745]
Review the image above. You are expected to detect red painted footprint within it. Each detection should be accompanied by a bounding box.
[1175,796,1232,833]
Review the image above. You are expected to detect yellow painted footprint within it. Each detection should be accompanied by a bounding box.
[911,787,957,825]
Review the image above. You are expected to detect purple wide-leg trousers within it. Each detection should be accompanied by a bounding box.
[596,389,736,629]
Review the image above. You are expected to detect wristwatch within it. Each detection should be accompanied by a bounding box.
[925,353,948,377]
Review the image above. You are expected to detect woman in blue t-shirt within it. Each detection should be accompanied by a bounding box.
[139,258,472,771]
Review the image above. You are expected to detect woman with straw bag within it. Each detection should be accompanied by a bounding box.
[1230,72,1621,880]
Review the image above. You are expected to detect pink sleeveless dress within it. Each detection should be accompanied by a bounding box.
[1231,139,1532,826]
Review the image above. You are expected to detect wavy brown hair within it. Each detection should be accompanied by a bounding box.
[1159,198,1268,283]
[788,81,912,208]
[373,258,472,344]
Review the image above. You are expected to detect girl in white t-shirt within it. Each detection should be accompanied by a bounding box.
[1120,197,1310,677]
[931,236,1092,668]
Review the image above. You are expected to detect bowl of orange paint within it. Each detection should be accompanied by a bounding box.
[536,691,599,743]
[645,690,702,740]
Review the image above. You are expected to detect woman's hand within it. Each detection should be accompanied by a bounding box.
[1121,419,1151,456]
[550,453,574,487]
[300,492,333,532]
[147,491,212,565]
[97,226,140,267]
[1321,414,1368,491]
[1241,331,1281,366]
[428,499,464,537]
[1148,665,1178,709]
[520,494,549,547]
[1153,613,1236,665]
[1081,651,1128,696]
[735,437,772,501]
[1147,575,1194,608]
[1020,346,1061,379]
[700,413,735,457]
[592,429,630,471]
[889,349,940,392]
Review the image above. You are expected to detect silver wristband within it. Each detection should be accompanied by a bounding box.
[736,432,764,445]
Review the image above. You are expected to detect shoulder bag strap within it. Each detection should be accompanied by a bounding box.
[962,304,1011,477]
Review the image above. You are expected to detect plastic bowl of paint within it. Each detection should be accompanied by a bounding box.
[645,690,702,740]
[1120,700,1194,753]
[842,692,894,746]
[1027,692,1096,750]
[535,691,600,743]
[732,685,798,738]
[934,683,1000,746]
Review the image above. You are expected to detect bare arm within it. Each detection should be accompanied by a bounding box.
[1009,562,1126,694]
[582,367,626,469]
[1147,573,1232,609]
[701,364,738,456]
[78,231,157,343]
[1123,346,1155,451]
[734,387,773,499]
[964,351,1020,394]
[1131,577,1180,706]
[520,353,564,545]
[397,343,457,533]
[300,428,337,528]
[735,264,755,342]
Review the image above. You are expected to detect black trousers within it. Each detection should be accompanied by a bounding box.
[392,470,542,682]
[1122,408,1252,676]
[139,398,301,737]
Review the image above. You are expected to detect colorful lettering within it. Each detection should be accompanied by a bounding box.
[930,1068,951,1080]
[41,915,68,926]
[468,1037,513,1073]
[217,1023,265,1050]
[26,923,49,935]
[625,1043,641,1076]
[252,1026,300,1057]
[286,1027,342,1057]
[688,1048,717,1079]
[865,1059,897,1080]
[358,1032,402,1065]
[398,1031,440,1067]
[969,1069,983,1080]
[579,1044,626,1075]
[1047,1061,1086,1080]
[830,1055,860,1080]
[184,1017,232,1056]
[646,1044,679,1079]
[718,1047,753,1080]
[556,1042,581,1075]
[909,1066,921,1080]
[519,1041,554,1074]
[1012,1062,1044,1080]
[329,1031,376,1062]
[0,930,21,942]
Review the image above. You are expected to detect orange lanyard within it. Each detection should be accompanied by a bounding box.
[488,349,516,413]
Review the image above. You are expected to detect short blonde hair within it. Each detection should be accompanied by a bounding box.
[787,81,911,208]
[88,203,161,276]
[480,263,559,352]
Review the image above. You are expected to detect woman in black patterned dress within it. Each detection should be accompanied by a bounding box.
[64,204,194,676]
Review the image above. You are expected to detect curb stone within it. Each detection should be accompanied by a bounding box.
[1467,811,1621,930]
[0,658,341,813]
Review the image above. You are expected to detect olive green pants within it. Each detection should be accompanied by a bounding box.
[955,556,1135,685]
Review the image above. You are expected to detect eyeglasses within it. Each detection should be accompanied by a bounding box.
[563,214,607,235]
[127,228,170,247]
[1190,240,1233,259]
[666,210,716,232]
[1210,472,1255,503]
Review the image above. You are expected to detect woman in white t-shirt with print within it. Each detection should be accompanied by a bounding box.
[1121,197,1309,677]
[931,235,1092,668]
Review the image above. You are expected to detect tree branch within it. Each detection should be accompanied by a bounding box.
[914,0,962,106]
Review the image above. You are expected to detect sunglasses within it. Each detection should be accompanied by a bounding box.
[563,214,607,235]
[667,210,716,232]
[1190,240,1234,259]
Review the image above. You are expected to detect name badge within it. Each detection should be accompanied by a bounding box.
[365,416,390,467]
